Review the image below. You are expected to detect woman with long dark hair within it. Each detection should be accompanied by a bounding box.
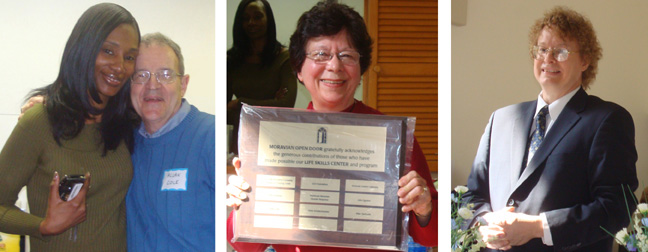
[0,3,139,251]
[227,0,297,154]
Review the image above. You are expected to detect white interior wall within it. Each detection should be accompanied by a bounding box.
[0,0,215,123]
[225,0,364,110]
[451,0,648,196]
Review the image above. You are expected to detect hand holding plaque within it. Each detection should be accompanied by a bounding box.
[398,171,433,226]
[231,104,417,251]
[226,157,250,208]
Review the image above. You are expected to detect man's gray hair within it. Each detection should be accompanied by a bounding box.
[141,32,185,75]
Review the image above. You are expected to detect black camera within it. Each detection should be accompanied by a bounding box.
[59,174,85,201]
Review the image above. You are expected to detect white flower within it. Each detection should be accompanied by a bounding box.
[474,228,483,240]
[451,187,485,252]
[468,244,482,252]
[639,237,648,252]
[616,228,628,243]
[636,233,647,252]
[455,185,468,194]
[458,207,474,219]
[638,203,648,213]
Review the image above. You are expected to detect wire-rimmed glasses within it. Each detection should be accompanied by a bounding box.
[532,45,577,62]
[131,69,182,84]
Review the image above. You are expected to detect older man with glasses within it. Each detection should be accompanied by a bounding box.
[125,32,214,252]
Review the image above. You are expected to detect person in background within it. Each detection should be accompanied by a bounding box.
[226,2,437,251]
[126,32,215,251]
[227,0,297,154]
[464,6,637,251]
[0,3,139,251]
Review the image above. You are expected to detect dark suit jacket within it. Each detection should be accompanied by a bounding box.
[465,88,638,252]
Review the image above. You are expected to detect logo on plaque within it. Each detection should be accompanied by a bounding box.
[317,127,327,144]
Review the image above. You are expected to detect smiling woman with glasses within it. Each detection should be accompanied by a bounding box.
[226,2,438,251]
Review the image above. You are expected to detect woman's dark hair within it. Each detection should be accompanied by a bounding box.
[289,2,373,76]
[30,3,140,154]
[228,0,283,68]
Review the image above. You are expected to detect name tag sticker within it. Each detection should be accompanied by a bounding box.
[161,168,188,191]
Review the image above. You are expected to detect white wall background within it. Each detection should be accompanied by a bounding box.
[225,0,364,110]
[451,0,648,195]
[0,0,215,150]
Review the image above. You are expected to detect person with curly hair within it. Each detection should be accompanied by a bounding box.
[464,6,637,251]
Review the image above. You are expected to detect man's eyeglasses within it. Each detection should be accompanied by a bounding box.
[532,45,577,62]
[131,69,182,85]
[305,50,361,66]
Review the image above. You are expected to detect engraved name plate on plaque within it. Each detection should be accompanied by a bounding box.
[232,104,415,251]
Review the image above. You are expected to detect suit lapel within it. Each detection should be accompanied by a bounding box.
[509,102,535,189]
[513,88,587,192]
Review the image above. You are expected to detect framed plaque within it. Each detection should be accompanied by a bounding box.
[232,104,416,251]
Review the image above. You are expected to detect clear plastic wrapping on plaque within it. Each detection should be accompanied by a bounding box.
[232,104,416,251]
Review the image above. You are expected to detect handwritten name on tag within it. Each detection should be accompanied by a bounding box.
[161,168,188,191]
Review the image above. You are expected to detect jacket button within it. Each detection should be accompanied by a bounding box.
[507,199,517,207]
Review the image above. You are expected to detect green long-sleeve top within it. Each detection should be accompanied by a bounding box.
[0,104,132,252]
[227,49,297,114]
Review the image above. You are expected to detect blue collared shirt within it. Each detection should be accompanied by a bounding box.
[138,99,191,138]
